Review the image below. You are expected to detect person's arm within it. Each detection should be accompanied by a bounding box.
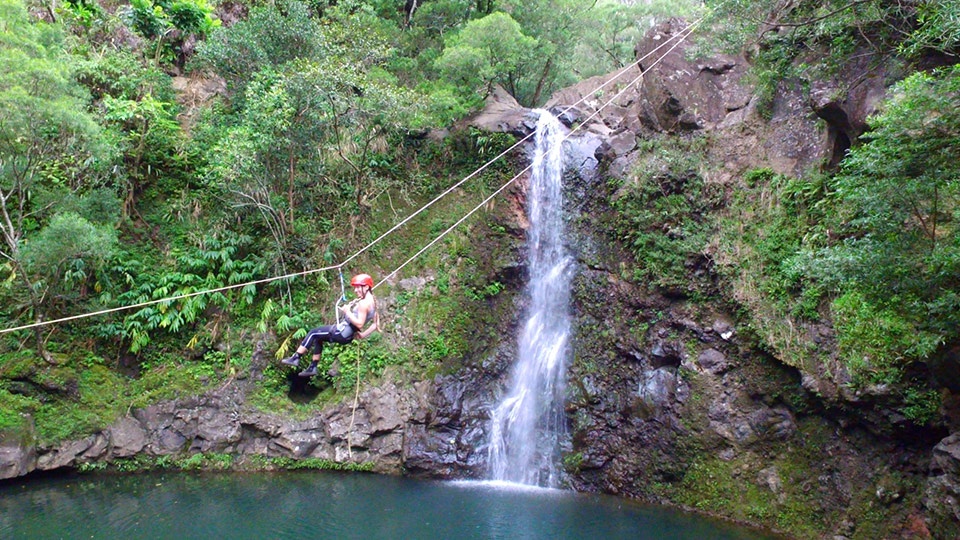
[357,310,379,339]
[340,301,367,328]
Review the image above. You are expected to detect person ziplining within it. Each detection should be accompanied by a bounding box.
[280,273,380,377]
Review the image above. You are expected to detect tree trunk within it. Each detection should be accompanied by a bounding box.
[531,57,554,107]
[12,258,54,364]
[0,188,53,363]
[288,149,297,230]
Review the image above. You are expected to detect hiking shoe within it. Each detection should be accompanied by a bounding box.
[280,356,300,366]
[299,365,318,377]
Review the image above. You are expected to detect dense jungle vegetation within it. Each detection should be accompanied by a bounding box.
[1,0,958,462]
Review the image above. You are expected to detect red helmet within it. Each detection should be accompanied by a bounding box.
[350,273,374,288]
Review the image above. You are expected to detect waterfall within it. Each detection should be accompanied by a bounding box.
[488,110,573,487]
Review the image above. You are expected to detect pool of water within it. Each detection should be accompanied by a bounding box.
[0,472,780,539]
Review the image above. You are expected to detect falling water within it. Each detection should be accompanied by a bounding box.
[488,110,573,487]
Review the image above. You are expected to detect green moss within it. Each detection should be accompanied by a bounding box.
[0,387,38,433]
[78,453,374,474]
[267,456,374,472]
[562,452,584,473]
[610,134,713,293]
[651,417,872,538]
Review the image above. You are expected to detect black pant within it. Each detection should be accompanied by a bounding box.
[300,321,354,355]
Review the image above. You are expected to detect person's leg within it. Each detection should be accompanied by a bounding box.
[282,325,337,367]
[299,353,323,377]
[299,325,353,377]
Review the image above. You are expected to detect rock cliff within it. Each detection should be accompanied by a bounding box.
[4,16,958,540]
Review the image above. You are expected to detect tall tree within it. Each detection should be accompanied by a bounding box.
[434,11,538,103]
[0,0,115,359]
[497,0,595,105]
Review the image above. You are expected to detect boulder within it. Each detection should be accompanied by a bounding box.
[108,416,147,458]
[924,433,960,530]
[463,85,529,135]
[0,419,36,480]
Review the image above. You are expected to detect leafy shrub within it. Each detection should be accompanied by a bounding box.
[804,65,960,385]
[831,291,941,386]
[611,135,712,291]
[124,0,219,65]
[112,232,264,353]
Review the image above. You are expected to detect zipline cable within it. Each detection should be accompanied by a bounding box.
[0,11,712,336]
[376,16,706,290]
[339,15,704,269]
[0,263,341,335]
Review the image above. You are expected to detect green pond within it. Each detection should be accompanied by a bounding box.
[0,471,781,539]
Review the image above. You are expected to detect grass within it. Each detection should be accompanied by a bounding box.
[78,453,376,474]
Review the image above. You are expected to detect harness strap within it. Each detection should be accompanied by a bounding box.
[336,268,348,325]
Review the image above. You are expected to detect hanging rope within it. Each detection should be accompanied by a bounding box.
[0,12,714,336]
[335,268,347,325]
[347,343,364,460]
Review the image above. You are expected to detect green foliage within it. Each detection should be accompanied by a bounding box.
[197,0,435,292]
[409,0,477,38]
[0,386,37,432]
[115,232,264,353]
[73,49,190,201]
[60,0,105,28]
[466,280,504,300]
[495,0,601,104]
[435,11,538,104]
[573,0,696,77]
[0,0,116,349]
[193,0,326,98]
[32,363,126,444]
[714,166,829,371]
[718,64,959,416]
[0,0,108,190]
[102,92,184,182]
[297,337,397,393]
[265,456,374,472]
[58,188,123,227]
[831,291,940,386]
[561,451,583,472]
[900,0,960,58]
[123,0,219,65]
[21,211,118,305]
[611,135,712,291]
[127,358,218,407]
[802,66,960,384]
[80,451,374,474]
[901,387,941,426]
[75,49,174,103]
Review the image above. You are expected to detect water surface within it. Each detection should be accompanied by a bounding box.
[0,472,779,539]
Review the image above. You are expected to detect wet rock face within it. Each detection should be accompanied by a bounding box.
[0,333,503,480]
[402,371,495,478]
[925,434,960,534]
[633,18,751,132]
[562,264,803,495]
[0,419,36,480]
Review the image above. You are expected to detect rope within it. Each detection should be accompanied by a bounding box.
[377,16,706,289]
[0,263,339,334]
[0,12,711,336]
[336,268,347,325]
[347,343,363,460]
